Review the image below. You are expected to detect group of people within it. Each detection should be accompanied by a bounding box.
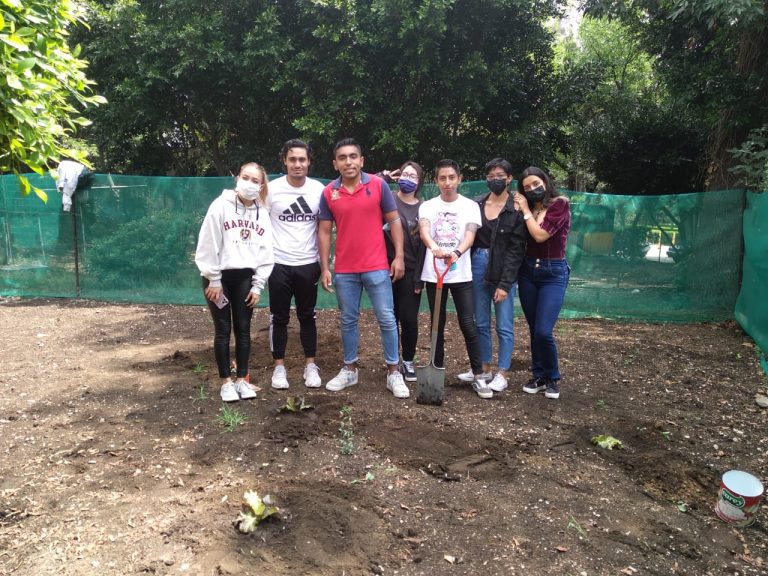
[194,138,571,403]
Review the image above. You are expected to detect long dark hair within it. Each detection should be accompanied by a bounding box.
[517,166,560,207]
[399,160,424,197]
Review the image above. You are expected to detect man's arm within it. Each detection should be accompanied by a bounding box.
[318,219,334,292]
[385,210,405,281]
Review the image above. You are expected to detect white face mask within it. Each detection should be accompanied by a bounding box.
[236,179,261,200]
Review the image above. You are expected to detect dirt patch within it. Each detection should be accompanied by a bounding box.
[1,298,767,575]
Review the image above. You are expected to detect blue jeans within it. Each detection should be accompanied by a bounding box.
[335,270,399,366]
[471,248,515,371]
[518,258,569,381]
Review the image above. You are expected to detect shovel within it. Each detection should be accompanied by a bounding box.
[417,256,451,405]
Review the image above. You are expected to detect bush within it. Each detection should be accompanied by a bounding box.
[86,210,200,286]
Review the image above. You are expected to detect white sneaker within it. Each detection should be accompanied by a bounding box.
[271,365,289,389]
[325,367,358,392]
[303,363,322,388]
[458,369,492,383]
[220,380,239,402]
[472,378,493,399]
[386,371,410,399]
[489,373,508,392]
[235,378,256,399]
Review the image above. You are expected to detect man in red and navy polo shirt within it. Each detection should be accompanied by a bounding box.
[318,138,410,399]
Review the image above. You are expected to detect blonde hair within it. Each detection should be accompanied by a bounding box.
[238,162,269,206]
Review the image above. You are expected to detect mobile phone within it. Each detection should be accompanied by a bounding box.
[214,292,229,309]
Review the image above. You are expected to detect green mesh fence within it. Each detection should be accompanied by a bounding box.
[0,173,748,323]
[735,192,768,366]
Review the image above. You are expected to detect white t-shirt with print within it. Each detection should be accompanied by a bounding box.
[418,194,481,283]
[268,175,325,266]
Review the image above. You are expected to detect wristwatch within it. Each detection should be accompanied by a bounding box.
[523,213,533,221]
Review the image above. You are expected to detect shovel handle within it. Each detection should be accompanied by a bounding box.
[433,255,451,289]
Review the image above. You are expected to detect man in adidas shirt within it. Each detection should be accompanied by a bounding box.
[267,139,325,389]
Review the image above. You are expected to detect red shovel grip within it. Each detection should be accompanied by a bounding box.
[432,255,451,289]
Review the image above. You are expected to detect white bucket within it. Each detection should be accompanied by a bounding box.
[715,470,764,527]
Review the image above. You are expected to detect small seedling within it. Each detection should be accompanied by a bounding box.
[591,434,624,450]
[596,399,607,409]
[236,491,279,533]
[217,404,247,432]
[193,383,209,402]
[339,405,354,455]
[623,350,637,365]
[192,361,207,375]
[351,471,375,484]
[567,516,589,541]
[676,501,688,513]
[279,395,314,413]
[660,430,671,441]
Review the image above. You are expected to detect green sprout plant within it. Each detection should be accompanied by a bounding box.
[660,430,671,441]
[567,516,590,541]
[236,491,279,533]
[596,399,607,409]
[339,405,355,455]
[279,396,314,413]
[217,404,247,432]
[351,471,375,484]
[193,383,209,402]
[192,361,207,375]
[591,434,624,450]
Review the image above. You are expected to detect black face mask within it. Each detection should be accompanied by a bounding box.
[486,178,507,195]
[524,185,546,205]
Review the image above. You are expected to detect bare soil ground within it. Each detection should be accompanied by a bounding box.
[1,298,767,576]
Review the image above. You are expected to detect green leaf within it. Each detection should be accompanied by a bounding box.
[1,34,29,51]
[237,491,279,532]
[6,73,22,89]
[591,435,624,450]
[1,0,23,10]
[15,57,36,71]
[17,174,30,196]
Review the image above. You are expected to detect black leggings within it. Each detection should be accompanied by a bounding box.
[425,281,482,372]
[393,273,422,362]
[204,269,254,378]
[268,262,320,359]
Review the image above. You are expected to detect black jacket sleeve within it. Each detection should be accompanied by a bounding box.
[497,213,527,292]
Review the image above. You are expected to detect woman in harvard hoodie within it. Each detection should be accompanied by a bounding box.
[195,163,275,402]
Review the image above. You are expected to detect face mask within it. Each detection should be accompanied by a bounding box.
[237,180,261,200]
[524,185,546,205]
[487,178,507,195]
[397,178,418,194]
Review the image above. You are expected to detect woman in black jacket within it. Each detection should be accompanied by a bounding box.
[456,158,527,392]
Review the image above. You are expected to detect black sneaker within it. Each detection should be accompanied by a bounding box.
[544,379,560,399]
[401,360,417,382]
[522,377,546,394]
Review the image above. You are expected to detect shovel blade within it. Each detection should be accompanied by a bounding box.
[416,363,445,405]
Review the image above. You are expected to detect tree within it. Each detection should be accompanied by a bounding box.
[550,15,707,193]
[0,0,105,201]
[585,0,768,190]
[77,0,563,178]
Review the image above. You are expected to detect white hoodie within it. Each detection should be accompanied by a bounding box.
[195,189,275,293]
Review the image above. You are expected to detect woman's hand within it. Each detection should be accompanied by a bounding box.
[246,291,260,308]
[493,288,508,303]
[514,193,530,213]
[205,286,222,302]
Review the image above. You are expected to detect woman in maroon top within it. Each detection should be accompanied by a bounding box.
[513,167,571,400]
